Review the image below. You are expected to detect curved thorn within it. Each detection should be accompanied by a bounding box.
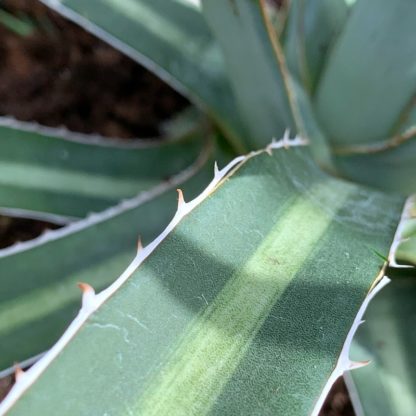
[283,128,290,146]
[348,360,370,371]
[77,282,96,310]
[214,161,220,177]
[77,282,94,295]
[137,236,143,253]
[177,189,185,207]
[14,365,25,382]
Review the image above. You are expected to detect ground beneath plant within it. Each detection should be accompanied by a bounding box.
[0,0,188,137]
[0,1,354,414]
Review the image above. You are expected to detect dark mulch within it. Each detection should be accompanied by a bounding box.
[0,1,355,414]
[320,378,355,416]
[0,216,60,249]
[0,0,188,138]
[0,376,13,402]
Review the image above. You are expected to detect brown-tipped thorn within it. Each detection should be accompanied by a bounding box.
[77,282,94,294]
[349,360,370,370]
[177,188,185,206]
[14,364,25,382]
[137,236,143,253]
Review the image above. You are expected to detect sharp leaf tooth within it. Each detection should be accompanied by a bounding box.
[14,365,25,382]
[77,282,94,295]
[137,236,143,253]
[282,129,291,147]
[77,282,96,309]
[214,162,220,178]
[177,189,185,207]
[348,360,371,371]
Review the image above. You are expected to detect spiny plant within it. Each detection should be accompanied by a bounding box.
[0,0,415,415]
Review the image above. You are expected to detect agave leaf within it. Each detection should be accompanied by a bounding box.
[267,0,290,38]
[289,78,334,171]
[0,138,403,415]
[315,0,416,147]
[201,0,296,147]
[39,0,246,152]
[395,98,416,137]
[201,0,335,171]
[283,0,349,91]
[0,138,214,372]
[346,277,416,416]
[0,117,204,221]
[333,138,416,194]
[312,0,416,192]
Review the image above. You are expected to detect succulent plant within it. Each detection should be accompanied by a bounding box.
[0,1,414,415]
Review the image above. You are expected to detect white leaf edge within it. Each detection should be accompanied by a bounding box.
[38,0,199,108]
[0,140,212,259]
[311,275,391,416]
[0,116,184,148]
[0,134,307,414]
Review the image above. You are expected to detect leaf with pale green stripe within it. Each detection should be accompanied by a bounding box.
[0,138,214,372]
[346,277,416,416]
[0,117,203,221]
[0,141,403,415]
[39,0,246,152]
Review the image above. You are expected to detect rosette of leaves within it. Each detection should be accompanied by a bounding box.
[0,1,414,415]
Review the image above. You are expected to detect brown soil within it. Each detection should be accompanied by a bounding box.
[0,0,188,138]
[0,1,355,414]
[320,378,355,416]
[0,216,60,249]
[0,376,13,402]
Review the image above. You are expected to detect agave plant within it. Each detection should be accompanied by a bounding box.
[0,0,415,415]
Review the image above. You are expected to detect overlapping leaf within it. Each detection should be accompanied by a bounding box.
[0,117,203,221]
[283,0,349,91]
[346,278,416,416]
[0,136,214,371]
[315,0,416,146]
[201,0,295,147]
[201,0,336,170]
[0,142,403,415]
[334,140,416,195]
[39,0,246,151]
[314,0,416,192]
[0,1,414,414]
